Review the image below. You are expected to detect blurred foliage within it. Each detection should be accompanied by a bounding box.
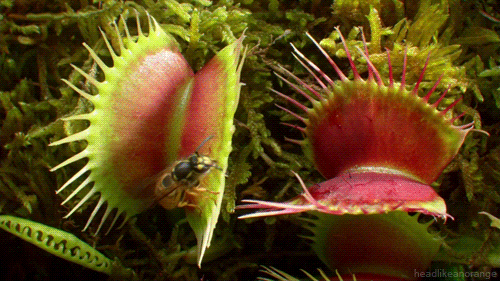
[0,214,135,277]
[0,0,499,280]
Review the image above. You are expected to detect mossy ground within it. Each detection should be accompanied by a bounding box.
[0,0,499,280]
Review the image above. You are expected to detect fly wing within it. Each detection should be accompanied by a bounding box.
[154,169,189,210]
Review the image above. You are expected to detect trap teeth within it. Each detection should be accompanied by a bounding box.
[51,12,245,266]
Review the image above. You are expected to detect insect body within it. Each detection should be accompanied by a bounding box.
[155,136,222,210]
[171,153,220,185]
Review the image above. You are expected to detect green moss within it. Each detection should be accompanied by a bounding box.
[1,0,499,280]
[321,2,473,104]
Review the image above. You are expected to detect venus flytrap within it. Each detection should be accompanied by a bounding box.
[0,215,134,278]
[50,11,245,266]
[238,28,487,279]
